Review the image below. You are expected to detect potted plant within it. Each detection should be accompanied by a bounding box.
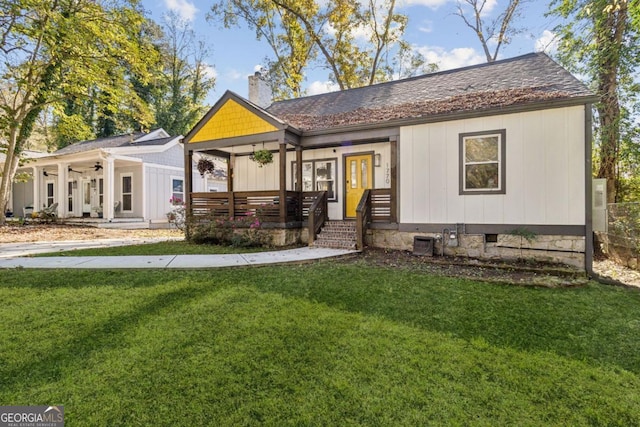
[249,149,273,167]
[197,158,215,177]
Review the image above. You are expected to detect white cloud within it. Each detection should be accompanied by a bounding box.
[350,23,372,42]
[418,20,434,33]
[323,12,404,45]
[203,65,218,80]
[307,81,341,96]
[164,0,198,22]
[415,46,485,71]
[398,0,449,8]
[481,0,498,14]
[226,69,243,81]
[535,30,559,55]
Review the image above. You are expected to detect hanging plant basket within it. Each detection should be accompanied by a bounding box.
[249,149,273,167]
[196,158,215,177]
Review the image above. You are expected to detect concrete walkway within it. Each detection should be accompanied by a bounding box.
[0,240,356,269]
[0,237,184,258]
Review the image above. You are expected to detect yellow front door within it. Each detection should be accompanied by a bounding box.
[345,154,373,218]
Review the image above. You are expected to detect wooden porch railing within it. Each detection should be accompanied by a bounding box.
[355,188,393,250]
[307,191,328,245]
[191,188,391,248]
[190,191,302,223]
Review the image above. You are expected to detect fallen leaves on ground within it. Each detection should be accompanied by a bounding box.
[1,224,637,288]
[0,224,183,243]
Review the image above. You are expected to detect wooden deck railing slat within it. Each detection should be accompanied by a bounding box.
[189,191,304,223]
[189,189,391,238]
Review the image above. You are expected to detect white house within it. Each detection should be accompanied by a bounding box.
[183,53,598,268]
[8,128,226,223]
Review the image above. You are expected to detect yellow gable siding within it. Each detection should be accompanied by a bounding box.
[189,99,278,143]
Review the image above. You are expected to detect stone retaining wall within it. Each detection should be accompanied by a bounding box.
[268,228,305,247]
[596,232,639,271]
[367,229,585,268]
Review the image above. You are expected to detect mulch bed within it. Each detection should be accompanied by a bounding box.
[337,248,592,288]
[0,223,182,243]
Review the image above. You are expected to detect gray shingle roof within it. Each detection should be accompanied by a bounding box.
[53,133,175,156]
[266,53,594,131]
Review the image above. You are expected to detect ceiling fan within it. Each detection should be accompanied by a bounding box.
[94,162,103,171]
[68,166,82,174]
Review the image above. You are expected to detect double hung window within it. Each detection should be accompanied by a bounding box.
[460,130,506,195]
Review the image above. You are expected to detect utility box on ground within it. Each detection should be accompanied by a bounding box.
[593,178,607,232]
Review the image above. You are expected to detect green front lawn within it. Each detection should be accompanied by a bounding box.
[1,263,639,425]
[35,240,273,256]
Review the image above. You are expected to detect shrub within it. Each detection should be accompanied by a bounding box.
[196,158,215,177]
[167,197,186,230]
[187,212,271,248]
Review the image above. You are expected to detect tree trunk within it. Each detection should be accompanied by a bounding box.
[594,0,628,204]
[0,129,20,225]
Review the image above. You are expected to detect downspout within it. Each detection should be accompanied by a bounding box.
[584,104,630,287]
[184,141,192,240]
[585,104,594,278]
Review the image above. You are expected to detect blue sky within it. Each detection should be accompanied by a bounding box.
[141,0,561,104]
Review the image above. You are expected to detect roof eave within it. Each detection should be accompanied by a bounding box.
[184,91,300,144]
[299,96,598,137]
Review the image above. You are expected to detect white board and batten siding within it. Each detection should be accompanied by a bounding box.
[143,165,213,221]
[234,142,391,220]
[399,106,586,226]
[115,166,144,218]
[145,166,178,221]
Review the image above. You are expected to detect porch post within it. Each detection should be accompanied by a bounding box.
[228,154,234,192]
[295,146,302,192]
[184,147,192,216]
[296,146,303,221]
[57,163,67,217]
[279,141,287,223]
[104,158,115,221]
[390,136,398,223]
[31,166,40,213]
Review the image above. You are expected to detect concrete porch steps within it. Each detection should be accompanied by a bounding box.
[312,220,357,250]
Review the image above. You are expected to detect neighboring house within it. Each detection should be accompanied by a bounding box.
[8,129,225,223]
[183,53,598,268]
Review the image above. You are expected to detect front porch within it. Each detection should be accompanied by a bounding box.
[182,90,399,249]
[188,188,394,249]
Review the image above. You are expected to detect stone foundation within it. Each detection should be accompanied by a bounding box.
[266,228,305,247]
[367,229,585,268]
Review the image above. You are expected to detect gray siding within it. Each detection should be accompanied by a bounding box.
[127,144,183,168]
[145,166,184,221]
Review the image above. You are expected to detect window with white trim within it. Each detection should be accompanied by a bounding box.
[459,130,506,195]
[291,159,337,201]
[46,181,55,207]
[171,177,184,205]
[122,175,133,211]
[99,178,104,207]
[68,181,73,212]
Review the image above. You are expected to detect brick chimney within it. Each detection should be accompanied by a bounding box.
[248,71,272,108]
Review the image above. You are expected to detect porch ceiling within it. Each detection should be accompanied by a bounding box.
[37,157,141,174]
[187,129,301,156]
[201,140,281,156]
